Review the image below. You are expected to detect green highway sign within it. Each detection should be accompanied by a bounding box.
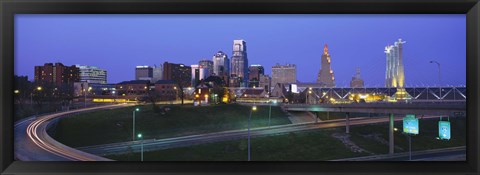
[438,121,451,140]
[403,114,419,135]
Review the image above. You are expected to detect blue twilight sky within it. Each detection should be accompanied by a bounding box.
[15,14,466,86]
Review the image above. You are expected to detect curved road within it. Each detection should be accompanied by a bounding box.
[15,104,132,161]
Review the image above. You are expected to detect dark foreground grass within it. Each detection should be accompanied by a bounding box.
[107,116,466,161]
[52,104,291,147]
[349,116,466,154]
[107,128,369,161]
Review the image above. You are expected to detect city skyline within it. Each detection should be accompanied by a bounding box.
[15,14,466,86]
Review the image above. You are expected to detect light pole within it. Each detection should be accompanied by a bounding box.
[430,61,441,101]
[248,105,257,161]
[268,100,277,128]
[84,86,92,108]
[137,133,144,161]
[31,86,42,104]
[132,107,140,141]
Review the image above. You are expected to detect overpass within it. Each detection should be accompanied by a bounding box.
[283,102,466,115]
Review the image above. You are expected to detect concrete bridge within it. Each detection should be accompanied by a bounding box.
[283,102,466,115]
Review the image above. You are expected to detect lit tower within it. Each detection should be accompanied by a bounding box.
[385,38,411,100]
[317,44,335,87]
[385,38,406,88]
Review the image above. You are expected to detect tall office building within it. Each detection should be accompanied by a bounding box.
[212,51,230,76]
[350,67,365,88]
[271,63,296,87]
[76,65,107,84]
[163,62,192,88]
[191,64,209,87]
[135,66,153,81]
[230,40,249,87]
[317,44,335,87]
[152,64,163,83]
[34,63,79,86]
[198,60,214,77]
[248,64,264,87]
[385,39,406,88]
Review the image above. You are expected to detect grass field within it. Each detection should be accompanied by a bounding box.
[107,128,370,161]
[107,116,466,161]
[52,104,291,147]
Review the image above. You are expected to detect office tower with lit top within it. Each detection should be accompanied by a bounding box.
[135,66,153,81]
[317,44,336,87]
[230,40,249,87]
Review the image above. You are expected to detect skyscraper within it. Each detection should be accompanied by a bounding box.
[135,66,153,81]
[385,39,406,88]
[350,67,364,88]
[198,60,214,77]
[76,65,107,84]
[248,64,264,87]
[271,63,296,87]
[317,44,335,87]
[230,40,249,87]
[212,51,230,77]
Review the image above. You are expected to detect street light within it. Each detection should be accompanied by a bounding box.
[430,60,441,101]
[268,100,277,128]
[14,90,20,94]
[31,86,42,104]
[84,86,92,108]
[137,133,144,161]
[132,107,140,141]
[248,105,257,161]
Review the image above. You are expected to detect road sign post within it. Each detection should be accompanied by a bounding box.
[438,116,451,140]
[403,114,419,160]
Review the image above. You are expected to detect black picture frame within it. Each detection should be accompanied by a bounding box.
[1,0,479,174]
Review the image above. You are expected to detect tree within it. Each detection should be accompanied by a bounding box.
[144,87,160,112]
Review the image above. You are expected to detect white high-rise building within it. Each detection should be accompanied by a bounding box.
[385,39,406,88]
[191,64,209,86]
[76,65,107,84]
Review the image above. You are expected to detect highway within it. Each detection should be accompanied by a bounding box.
[15,103,132,161]
[78,115,442,156]
[333,146,466,161]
